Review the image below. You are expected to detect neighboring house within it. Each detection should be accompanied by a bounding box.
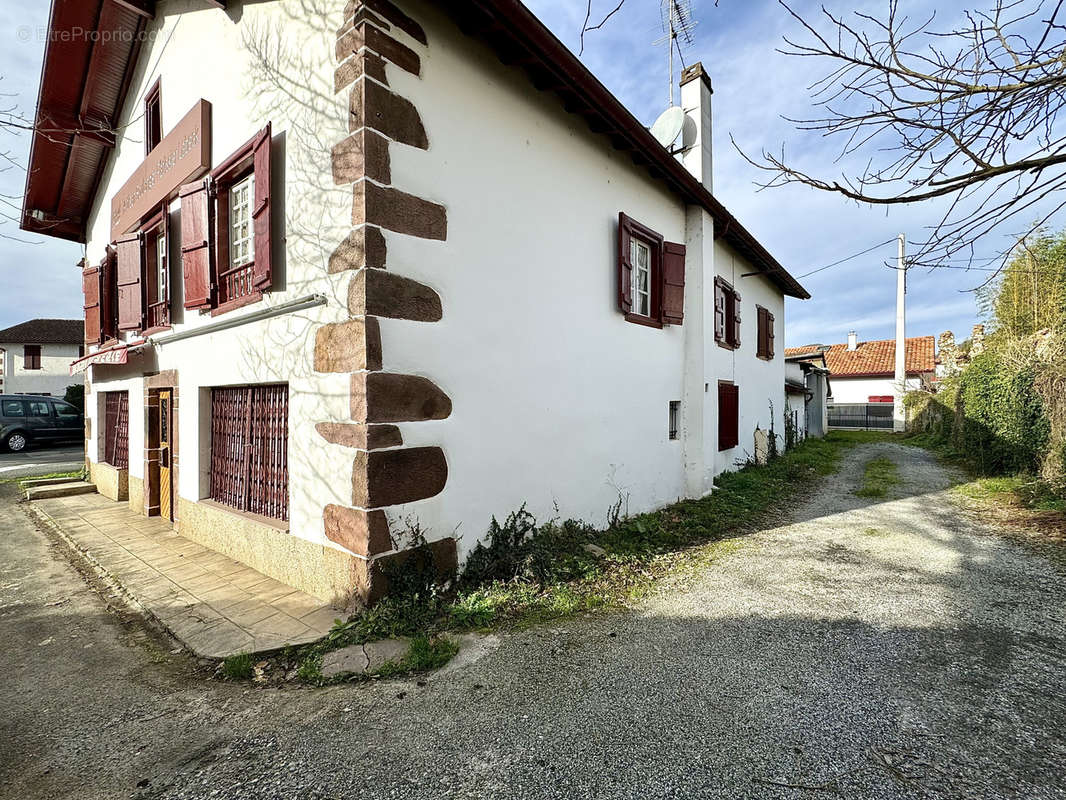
[786,331,936,426]
[0,319,84,397]
[20,0,808,608]
[785,349,831,439]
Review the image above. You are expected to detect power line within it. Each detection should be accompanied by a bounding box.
[796,238,898,279]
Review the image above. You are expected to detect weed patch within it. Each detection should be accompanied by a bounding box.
[855,457,901,498]
[220,653,253,680]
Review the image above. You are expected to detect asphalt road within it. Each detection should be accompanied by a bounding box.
[0,443,84,478]
[1,444,1064,800]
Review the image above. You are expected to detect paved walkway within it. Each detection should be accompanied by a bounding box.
[31,493,339,657]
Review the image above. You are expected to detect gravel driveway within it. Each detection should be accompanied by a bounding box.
[3,442,1064,799]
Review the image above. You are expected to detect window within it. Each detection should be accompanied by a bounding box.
[27,400,50,418]
[144,205,170,330]
[181,124,273,314]
[23,345,41,370]
[714,278,741,349]
[669,401,680,440]
[617,212,686,327]
[53,401,80,419]
[2,399,25,416]
[756,306,775,360]
[210,384,288,521]
[631,238,651,317]
[144,79,162,154]
[102,392,129,470]
[718,381,739,451]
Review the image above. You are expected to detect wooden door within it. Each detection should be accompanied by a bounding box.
[159,390,173,521]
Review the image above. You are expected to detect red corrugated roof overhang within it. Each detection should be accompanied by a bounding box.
[20,0,152,243]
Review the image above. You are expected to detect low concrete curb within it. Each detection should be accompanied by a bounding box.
[24,481,97,500]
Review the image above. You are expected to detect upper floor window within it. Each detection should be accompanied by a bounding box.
[180,123,273,315]
[714,277,741,349]
[144,79,162,154]
[756,305,775,360]
[617,212,686,327]
[23,345,41,370]
[229,172,255,268]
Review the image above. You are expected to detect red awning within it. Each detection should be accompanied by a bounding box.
[69,341,147,375]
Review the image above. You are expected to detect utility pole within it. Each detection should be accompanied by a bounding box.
[893,233,907,433]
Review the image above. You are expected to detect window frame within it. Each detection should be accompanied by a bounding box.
[714,277,741,350]
[756,305,775,360]
[668,400,680,441]
[23,345,42,370]
[618,213,665,328]
[144,78,162,155]
[141,203,171,333]
[102,391,129,470]
[210,129,267,316]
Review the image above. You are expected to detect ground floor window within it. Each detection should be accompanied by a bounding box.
[209,384,288,521]
[102,391,129,469]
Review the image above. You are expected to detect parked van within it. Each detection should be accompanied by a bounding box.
[0,395,82,452]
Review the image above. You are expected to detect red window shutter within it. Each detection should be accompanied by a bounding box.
[617,213,633,313]
[756,307,767,357]
[82,264,102,344]
[116,231,144,331]
[252,123,273,291]
[714,281,725,341]
[101,248,118,341]
[180,179,214,309]
[767,311,775,358]
[718,383,739,450]
[661,241,686,325]
[732,292,742,347]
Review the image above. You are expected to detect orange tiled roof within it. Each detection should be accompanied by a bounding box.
[787,337,936,377]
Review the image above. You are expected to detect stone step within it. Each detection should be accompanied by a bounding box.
[25,481,98,500]
[20,475,84,490]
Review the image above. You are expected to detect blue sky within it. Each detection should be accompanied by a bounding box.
[0,0,1037,347]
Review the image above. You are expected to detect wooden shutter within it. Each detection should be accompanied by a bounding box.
[82,264,102,344]
[718,382,739,451]
[101,248,118,341]
[756,307,767,357]
[767,311,775,358]
[714,281,725,341]
[618,213,633,313]
[732,291,742,347]
[661,241,686,325]
[116,231,144,331]
[252,123,273,291]
[180,179,214,309]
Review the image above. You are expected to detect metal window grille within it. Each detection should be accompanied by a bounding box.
[210,384,288,521]
[669,401,680,440]
[103,391,129,469]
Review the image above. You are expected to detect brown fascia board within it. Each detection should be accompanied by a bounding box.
[444,0,810,300]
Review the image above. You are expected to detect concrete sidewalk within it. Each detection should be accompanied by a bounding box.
[30,493,340,658]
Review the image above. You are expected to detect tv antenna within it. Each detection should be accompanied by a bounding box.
[654,0,697,108]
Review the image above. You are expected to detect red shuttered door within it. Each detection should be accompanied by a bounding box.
[718,382,739,451]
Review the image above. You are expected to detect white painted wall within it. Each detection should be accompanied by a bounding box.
[828,376,921,404]
[83,0,353,549]
[0,342,82,397]
[384,2,789,558]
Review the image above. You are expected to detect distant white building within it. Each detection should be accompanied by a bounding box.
[0,319,83,397]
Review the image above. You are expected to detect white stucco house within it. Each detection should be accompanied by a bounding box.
[787,332,935,428]
[0,319,84,397]
[21,0,809,607]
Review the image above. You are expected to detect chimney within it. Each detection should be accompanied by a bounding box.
[847,331,858,351]
[970,323,986,356]
[679,63,713,190]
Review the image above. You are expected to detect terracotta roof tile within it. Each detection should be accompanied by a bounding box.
[800,336,936,377]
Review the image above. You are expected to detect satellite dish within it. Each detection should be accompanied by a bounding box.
[651,105,685,149]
